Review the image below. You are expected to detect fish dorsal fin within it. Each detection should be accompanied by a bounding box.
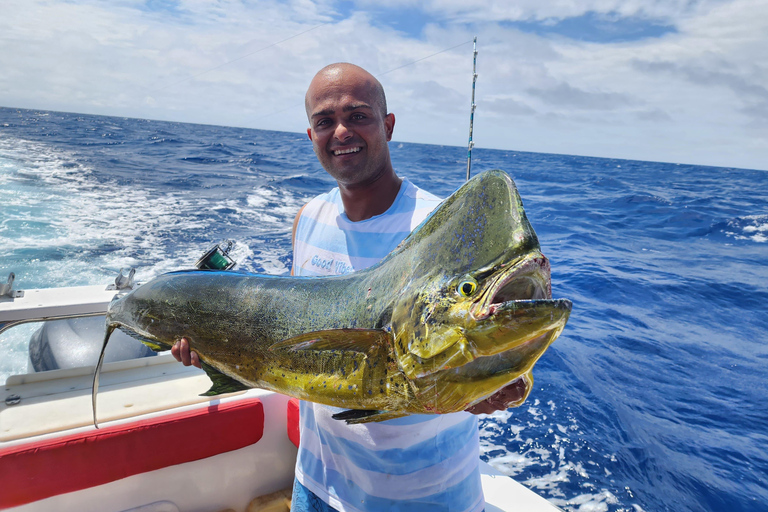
[269,328,391,353]
[375,170,540,278]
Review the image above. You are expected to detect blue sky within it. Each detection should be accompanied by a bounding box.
[503,11,677,43]
[1,0,766,171]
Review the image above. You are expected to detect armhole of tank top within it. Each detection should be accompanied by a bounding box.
[291,203,308,276]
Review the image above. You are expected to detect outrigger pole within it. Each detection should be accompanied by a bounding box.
[466,37,478,181]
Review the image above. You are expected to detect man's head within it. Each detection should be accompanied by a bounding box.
[305,63,396,188]
[305,63,388,118]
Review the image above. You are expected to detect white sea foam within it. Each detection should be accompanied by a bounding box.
[246,187,308,219]
[478,398,640,512]
[0,136,299,382]
[1,136,297,279]
[549,490,621,512]
[724,214,768,243]
[0,323,39,380]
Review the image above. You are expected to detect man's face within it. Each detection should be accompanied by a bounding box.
[306,69,395,188]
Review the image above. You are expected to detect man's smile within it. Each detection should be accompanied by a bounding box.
[333,147,362,156]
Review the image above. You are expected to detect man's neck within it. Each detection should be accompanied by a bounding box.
[338,170,403,222]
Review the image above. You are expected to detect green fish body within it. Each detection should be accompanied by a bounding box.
[94,170,572,425]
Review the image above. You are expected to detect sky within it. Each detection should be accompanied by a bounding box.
[1,0,766,171]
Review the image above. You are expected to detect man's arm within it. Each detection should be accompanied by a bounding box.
[290,204,307,276]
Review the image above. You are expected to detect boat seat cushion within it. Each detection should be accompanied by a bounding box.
[0,398,264,509]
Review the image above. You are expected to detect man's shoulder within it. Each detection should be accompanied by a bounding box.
[299,187,341,219]
[309,185,340,204]
[401,177,442,203]
[390,178,442,229]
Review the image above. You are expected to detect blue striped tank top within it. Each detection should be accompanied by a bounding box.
[292,178,484,512]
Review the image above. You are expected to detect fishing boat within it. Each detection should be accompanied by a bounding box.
[0,275,562,512]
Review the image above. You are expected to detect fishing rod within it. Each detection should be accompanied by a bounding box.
[466,37,478,181]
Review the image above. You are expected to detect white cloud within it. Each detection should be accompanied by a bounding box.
[404,0,703,22]
[0,0,765,170]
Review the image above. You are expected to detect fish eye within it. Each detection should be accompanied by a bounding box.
[457,278,478,297]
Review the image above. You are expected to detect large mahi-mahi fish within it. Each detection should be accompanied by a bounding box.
[93,170,572,425]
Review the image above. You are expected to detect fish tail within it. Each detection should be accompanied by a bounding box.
[92,323,116,429]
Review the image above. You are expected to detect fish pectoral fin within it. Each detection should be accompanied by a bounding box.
[269,329,391,354]
[331,409,381,421]
[200,362,251,396]
[331,409,410,425]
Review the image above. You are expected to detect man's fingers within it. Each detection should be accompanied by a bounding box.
[190,350,201,369]
[179,338,191,366]
[495,378,529,406]
[465,377,531,415]
[466,401,496,415]
[172,337,202,368]
[171,340,182,362]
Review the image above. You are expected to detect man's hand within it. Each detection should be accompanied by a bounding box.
[171,337,202,368]
[465,378,530,415]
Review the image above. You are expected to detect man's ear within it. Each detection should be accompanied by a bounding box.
[385,113,395,141]
[307,128,313,141]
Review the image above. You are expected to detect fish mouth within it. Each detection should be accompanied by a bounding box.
[464,253,571,360]
[472,254,553,321]
[451,298,571,394]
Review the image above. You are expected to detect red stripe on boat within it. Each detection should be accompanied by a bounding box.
[287,398,300,448]
[0,398,264,509]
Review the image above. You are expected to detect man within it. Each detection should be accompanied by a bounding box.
[174,63,527,511]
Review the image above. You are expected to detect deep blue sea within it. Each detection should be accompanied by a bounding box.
[1,106,767,512]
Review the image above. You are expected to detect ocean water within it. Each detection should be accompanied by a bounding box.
[1,106,767,512]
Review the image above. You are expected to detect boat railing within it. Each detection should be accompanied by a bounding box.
[0,283,130,335]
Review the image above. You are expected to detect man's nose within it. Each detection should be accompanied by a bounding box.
[334,121,353,141]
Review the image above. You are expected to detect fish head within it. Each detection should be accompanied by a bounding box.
[388,170,571,382]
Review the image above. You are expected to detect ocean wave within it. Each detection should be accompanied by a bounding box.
[722,214,768,243]
[1,127,310,275]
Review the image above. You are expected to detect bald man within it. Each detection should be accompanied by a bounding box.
[175,63,526,512]
[292,63,485,512]
[302,62,402,222]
